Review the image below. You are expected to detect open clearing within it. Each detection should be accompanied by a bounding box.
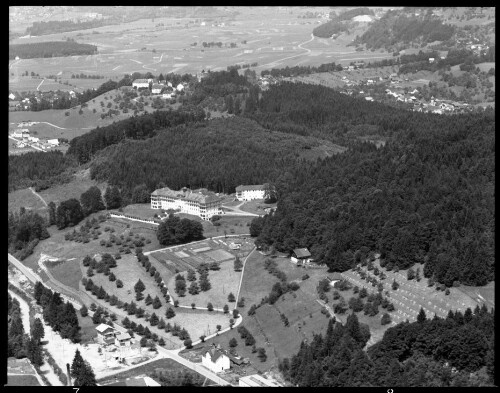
[8,187,48,214]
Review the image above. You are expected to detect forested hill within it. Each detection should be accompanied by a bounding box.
[280,307,494,386]
[89,116,341,198]
[354,10,455,51]
[249,82,423,144]
[249,83,494,287]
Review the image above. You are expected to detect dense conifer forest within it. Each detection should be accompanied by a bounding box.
[9,41,97,59]
[9,151,77,192]
[280,307,494,386]
[249,83,494,287]
[87,116,318,197]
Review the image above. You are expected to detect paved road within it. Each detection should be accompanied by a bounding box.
[8,253,82,310]
[236,247,257,303]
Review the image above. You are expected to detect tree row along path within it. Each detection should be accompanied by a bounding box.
[29,187,48,207]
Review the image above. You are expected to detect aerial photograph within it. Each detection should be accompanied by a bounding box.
[7,6,495,387]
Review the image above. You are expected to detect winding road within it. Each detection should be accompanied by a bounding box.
[255,33,315,70]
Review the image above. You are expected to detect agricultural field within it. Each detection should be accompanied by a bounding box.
[9,8,393,87]
[337,258,488,345]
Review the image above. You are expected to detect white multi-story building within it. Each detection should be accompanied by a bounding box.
[150,187,223,220]
[235,185,266,201]
[132,79,152,89]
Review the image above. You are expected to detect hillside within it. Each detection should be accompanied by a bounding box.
[88,116,345,196]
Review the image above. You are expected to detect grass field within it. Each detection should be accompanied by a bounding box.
[8,187,48,214]
[166,260,242,309]
[47,258,83,291]
[78,313,99,344]
[97,357,201,385]
[238,199,277,215]
[6,374,41,386]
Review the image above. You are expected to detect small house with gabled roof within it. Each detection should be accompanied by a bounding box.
[95,323,116,345]
[291,248,312,265]
[201,345,231,373]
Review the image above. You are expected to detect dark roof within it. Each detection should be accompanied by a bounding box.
[205,348,227,363]
[235,184,265,192]
[293,248,311,258]
[329,272,343,281]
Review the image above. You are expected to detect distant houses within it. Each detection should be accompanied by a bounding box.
[47,138,59,146]
[235,185,266,201]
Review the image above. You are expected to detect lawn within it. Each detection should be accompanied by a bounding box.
[47,258,83,291]
[175,213,252,239]
[238,199,277,215]
[166,260,242,310]
[6,374,41,386]
[78,313,98,344]
[97,357,201,385]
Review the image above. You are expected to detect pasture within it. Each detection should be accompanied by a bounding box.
[238,199,277,215]
[8,187,47,214]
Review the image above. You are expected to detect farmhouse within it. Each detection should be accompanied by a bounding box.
[114,332,132,347]
[201,345,231,373]
[235,184,266,201]
[11,130,23,138]
[150,186,223,220]
[95,323,116,345]
[239,374,282,387]
[9,93,16,100]
[47,139,59,146]
[176,83,185,92]
[132,79,152,89]
[291,248,312,266]
[151,84,163,94]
